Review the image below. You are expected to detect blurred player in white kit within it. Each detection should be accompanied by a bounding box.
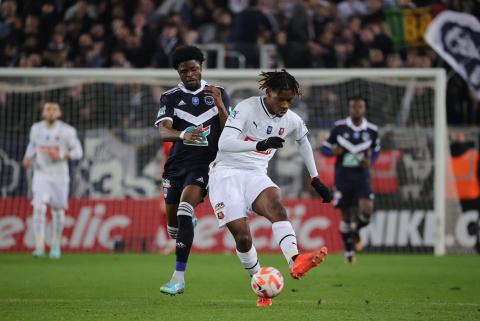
[23,102,83,259]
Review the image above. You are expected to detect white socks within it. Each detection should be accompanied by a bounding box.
[236,246,260,276]
[272,221,299,265]
[32,203,47,253]
[172,270,185,283]
[51,209,65,249]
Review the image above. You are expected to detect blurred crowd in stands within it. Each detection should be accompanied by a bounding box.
[0,0,479,124]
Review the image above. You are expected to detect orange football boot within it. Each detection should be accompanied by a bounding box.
[256,297,272,307]
[289,246,328,279]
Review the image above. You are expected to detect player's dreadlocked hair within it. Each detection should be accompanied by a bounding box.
[258,69,301,96]
[170,45,205,70]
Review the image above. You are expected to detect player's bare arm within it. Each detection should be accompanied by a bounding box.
[204,85,229,128]
[22,157,32,168]
[333,145,344,156]
[158,119,203,143]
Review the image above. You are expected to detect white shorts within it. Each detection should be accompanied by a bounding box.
[32,175,69,209]
[208,167,278,227]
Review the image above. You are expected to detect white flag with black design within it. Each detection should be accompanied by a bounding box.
[425,10,480,98]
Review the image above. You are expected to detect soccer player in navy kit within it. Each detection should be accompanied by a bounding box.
[154,46,230,295]
[321,96,380,263]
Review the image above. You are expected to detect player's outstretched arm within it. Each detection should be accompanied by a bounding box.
[218,126,258,152]
[296,136,332,203]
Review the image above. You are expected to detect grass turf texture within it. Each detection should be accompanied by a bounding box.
[1,254,479,321]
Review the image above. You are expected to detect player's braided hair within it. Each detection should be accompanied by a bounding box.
[258,69,301,96]
[170,45,205,70]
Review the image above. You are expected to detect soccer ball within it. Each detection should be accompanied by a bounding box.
[251,267,284,298]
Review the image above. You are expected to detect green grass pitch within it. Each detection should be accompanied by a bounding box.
[1,253,479,321]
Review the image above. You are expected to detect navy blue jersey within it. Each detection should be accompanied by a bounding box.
[322,117,380,178]
[154,80,231,176]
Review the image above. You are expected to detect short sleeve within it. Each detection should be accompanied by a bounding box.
[224,101,249,133]
[154,94,174,127]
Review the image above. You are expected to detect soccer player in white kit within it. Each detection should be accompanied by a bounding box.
[208,70,333,306]
[23,102,83,259]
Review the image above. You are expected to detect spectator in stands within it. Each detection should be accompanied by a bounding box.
[450,131,480,253]
[0,0,474,127]
[153,20,182,68]
[230,0,273,68]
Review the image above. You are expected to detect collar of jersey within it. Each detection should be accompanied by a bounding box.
[178,80,207,95]
[259,96,277,119]
[346,117,367,131]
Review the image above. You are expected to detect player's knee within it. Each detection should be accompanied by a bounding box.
[266,201,288,222]
[360,203,373,216]
[32,202,47,218]
[235,233,252,252]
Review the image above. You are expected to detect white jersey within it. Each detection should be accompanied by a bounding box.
[25,120,83,183]
[213,96,308,172]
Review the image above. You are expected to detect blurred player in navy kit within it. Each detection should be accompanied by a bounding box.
[154,45,230,295]
[321,96,380,263]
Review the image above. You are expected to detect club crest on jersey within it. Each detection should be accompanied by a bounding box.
[362,132,370,141]
[267,125,273,134]
[204,96,214,106]
[279,128,285,135]
[192,96,200,106]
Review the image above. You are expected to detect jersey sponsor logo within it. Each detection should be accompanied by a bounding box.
[267,125,273,134]
[157,106,167,117]
[353,131,360,139]
[183,125,211,146]
[178,100,186,106]
[204,96,214,106]
[245,136,273,155]
[279,128,285,135]
[192,96,200,106]
[196,177,204,183]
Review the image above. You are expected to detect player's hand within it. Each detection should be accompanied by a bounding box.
[22,157,32,169]
[256,137,285,151]
[183,125,203,143]
[204,85,223,107]
[311,177,333,203]
[361,150,371,169]
[333,146,344,156]
[47,148,62,161]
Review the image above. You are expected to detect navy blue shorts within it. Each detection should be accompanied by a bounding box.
[333,175,374,209]
[162,169,209,204]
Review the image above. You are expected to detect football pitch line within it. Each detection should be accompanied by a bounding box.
[1,298,479,307]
